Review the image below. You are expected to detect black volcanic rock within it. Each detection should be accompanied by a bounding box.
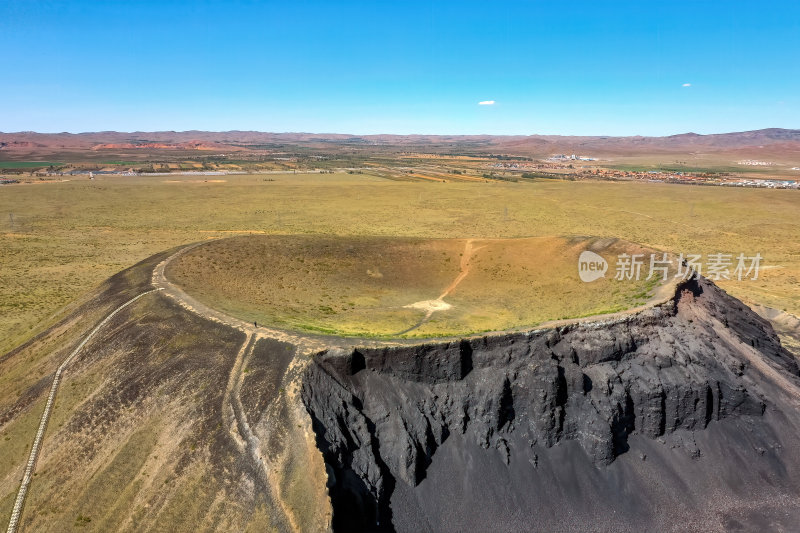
[301,278,800,532]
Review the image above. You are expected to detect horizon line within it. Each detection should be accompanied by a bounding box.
[2,127,799,139]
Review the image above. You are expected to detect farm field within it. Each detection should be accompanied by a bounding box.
[1,171,799,352]
[0,162,60,169]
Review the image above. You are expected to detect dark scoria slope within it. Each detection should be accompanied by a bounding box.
[302,278,800,532]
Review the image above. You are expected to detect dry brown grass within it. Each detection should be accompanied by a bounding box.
[167,235,667,337]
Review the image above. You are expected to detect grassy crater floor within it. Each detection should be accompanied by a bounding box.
[166,235,672,338]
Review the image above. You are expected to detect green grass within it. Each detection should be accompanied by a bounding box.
[0,161,60,168]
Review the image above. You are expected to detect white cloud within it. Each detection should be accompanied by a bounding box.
[478,100,496,105]
[682,83,692,87]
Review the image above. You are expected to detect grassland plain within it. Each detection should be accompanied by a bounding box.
[1,171,799,354]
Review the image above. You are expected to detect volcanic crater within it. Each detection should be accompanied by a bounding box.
[3,236,800,533]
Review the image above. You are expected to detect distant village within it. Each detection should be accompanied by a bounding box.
[582,168,798,189]
[547,154,597,162]
[489,155,800,189]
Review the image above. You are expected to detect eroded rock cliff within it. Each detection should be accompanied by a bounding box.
[302,277,800,532]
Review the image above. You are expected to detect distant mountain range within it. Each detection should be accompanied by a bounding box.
[2,128,799,158]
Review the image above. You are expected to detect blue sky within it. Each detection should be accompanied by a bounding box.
[1,0,798,135]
